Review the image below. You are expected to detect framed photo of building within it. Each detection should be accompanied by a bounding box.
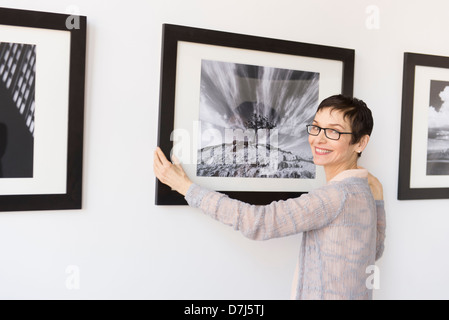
[399,52,449,200]
[0,7,86,211]
[156,24,354,205]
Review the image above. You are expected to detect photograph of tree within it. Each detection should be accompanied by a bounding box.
[427,79,449,175]
[197,59,319,179]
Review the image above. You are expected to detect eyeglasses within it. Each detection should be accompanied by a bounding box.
[306,125,353,141]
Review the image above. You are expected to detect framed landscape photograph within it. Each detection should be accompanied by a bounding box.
[156,24,354,205]
[399,52,449,200]
[0,7,86,211]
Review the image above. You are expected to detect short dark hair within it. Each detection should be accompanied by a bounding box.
[316,94,373,145]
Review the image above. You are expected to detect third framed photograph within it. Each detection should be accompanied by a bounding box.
[399,52,449,200]
[156,24,355,205]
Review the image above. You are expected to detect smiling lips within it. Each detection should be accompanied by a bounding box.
[315,147,333,155]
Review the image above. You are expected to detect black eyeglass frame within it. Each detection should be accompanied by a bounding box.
[306,125,353,141]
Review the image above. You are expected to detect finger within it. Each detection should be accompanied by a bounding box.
[153,158,163,179]
[154,161,169,184]
[153,154,162,172]
[153,153,167,177]
[154,149,163,166]
[172,156,185,171]
[155,147,171,167]
[171,154,182,166]
[153,150,167,176]
[154,147,170,171]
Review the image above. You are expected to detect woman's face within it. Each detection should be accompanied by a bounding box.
[308,108,361,169]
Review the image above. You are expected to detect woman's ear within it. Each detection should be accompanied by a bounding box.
[356,135,370,154]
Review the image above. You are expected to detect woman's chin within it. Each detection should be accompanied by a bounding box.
[312,156,328,167]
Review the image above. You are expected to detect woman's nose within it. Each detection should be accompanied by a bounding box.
[317,129,327,142]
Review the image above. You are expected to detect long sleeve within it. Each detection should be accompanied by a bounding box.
[185,182,348,241]
[375,200,386,261]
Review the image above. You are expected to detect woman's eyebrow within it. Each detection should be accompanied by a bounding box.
[312,120,346,130]
[328,123,346,130]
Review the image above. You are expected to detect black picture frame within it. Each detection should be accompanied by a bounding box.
[156,24,354,205]
[398,52,449,200]
[0,7,86,211]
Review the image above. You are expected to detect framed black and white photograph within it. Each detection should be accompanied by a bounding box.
[399,52,449,200]
[156,24,354,205]
[0,7,86,211]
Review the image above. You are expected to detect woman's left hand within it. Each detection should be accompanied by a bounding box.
[358,166,383,201]
[153,147,192,196]
[367,172,383,201]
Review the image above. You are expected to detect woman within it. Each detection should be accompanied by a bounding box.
[154,94,386,300]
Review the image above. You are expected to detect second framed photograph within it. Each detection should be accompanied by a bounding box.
[156,24,355,205]
[399,52,449,200]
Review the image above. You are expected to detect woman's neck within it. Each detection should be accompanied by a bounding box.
[324,161,358,182]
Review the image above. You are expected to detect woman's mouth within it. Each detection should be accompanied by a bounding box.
[315,147,333,155]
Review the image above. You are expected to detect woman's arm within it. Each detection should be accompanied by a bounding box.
[366,171,386,260]
[185,183,347,241]
[375,200,386,261]
[154,147,347,240]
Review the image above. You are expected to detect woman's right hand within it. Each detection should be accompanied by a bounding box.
[153,147,192,196]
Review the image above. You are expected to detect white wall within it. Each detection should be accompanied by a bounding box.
[0,0,449,299]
